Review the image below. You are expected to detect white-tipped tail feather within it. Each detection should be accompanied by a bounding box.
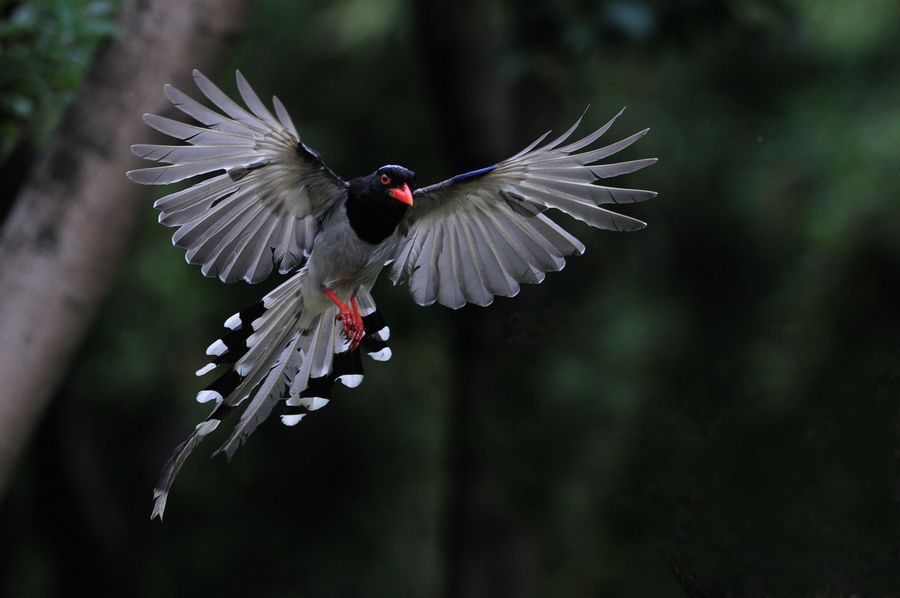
[195,389,222,404]
[337,374,363,388]
[195,363,217,377]
[151,418,222,521]
[224,313,242,330]
[286,396,330,410]
[151,275,392,520]
[280,414,306,426]
[368,347,392,361]
[206,339,228,357]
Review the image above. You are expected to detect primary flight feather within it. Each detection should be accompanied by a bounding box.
[128,69,657,519]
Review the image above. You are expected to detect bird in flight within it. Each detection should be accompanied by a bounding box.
[128,70,657,519]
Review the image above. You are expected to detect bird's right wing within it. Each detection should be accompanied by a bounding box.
[128,70,348,284]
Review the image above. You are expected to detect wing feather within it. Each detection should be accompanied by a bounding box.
[142,113,255,147]
[220,210,280,283]
[467,200,544,284]
[235,70,280,128]
[464,217,517,297]
[556,107,623,153]
[192,69,264,129]
[391,109,656,308]
[272,96,299,137]
[436,218,465,309]
[453,218,492,306]
[164,84,256,135]
[155,174,236,222]
[129,70,346,284]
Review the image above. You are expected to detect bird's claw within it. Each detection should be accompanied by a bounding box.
[324,290,365,350]
[337,309,365,350]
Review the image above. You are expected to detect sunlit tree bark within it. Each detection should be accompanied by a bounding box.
[0,0,257,497]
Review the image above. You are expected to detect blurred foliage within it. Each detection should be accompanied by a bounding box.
[0,0,117,163]
[2,0,900,596]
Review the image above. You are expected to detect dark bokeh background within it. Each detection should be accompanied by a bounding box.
[2,0,899,596]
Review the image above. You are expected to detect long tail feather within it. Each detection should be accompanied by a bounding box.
[214,321,310,459]
[151,403,233,520]
[150,277,394,519]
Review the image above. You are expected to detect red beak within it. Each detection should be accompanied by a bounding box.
[388,183,413,206]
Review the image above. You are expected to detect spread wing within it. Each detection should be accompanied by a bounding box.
[127,70,347,284]
[388,109,657,309]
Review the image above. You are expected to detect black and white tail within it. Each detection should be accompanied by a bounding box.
[151,272,392,520]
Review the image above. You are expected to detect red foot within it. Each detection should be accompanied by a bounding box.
[324,289,365,349]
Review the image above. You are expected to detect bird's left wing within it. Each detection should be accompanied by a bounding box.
[128,70,348,284]
[388,109,657,308]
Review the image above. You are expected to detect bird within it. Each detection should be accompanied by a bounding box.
[128,69,657,519]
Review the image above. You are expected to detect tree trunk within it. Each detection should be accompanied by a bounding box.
[413,2,543,597]
[0,0,257,497]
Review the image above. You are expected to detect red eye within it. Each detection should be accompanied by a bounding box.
[380,173,392,186]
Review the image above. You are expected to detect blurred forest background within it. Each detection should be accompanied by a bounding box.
[1,0,899,596]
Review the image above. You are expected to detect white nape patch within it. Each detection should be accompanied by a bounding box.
[196,390,222,404]
[337,374,363,388]
[195,363,217,377]
[206,339,228,357]
[383,259,394,266]
[368,347,392,362]
[377,326,390,341]
[280,413,306,427]
[224,313,242,330]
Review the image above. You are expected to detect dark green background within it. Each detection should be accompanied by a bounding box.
[2,0,899,596]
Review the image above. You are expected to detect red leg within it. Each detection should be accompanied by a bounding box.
[324,289,348,312]
[350,297,365,345]
[350,297,366,350]
[324,289,364,349]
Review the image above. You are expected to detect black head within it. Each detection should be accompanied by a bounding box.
[352,165,416,205]
[346,165,416,244]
